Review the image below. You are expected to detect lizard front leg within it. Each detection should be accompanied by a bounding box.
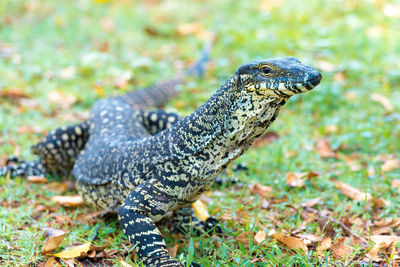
[118,179,183,266]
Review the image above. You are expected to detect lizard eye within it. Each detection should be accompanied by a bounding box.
[262,67,272,75]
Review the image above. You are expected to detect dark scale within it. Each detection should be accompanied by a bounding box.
[1,56,321,266]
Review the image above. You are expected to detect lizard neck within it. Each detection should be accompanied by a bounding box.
[150,75,286,161]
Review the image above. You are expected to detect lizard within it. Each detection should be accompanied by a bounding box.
[72,57,321,266]
[2,56,321,266]
[0,41,212,179]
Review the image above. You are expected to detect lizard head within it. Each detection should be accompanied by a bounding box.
[235,57,322,98]
[219,57,321,147]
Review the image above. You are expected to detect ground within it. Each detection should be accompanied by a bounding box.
[1,0,400,266]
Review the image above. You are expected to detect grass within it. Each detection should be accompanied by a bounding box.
[1,0,400,266]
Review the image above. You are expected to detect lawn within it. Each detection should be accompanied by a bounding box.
[1,0,400,266]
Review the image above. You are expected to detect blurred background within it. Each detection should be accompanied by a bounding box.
[1,0,400,265]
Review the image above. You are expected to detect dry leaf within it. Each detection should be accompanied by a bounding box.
[100,18,115,33]
[51,195,84,207]
[47,91,76,108]
[316,60,337,72]
[301,197,322,208]
[75,210,103,222]
[341,154,361,172]
[371,93,394,113]
[286,172,307,187]
[252,131,279,148]
[235,232,252,245]
[45,257,62,267]
[316,139,338,158]
[176,23,214,41]
[334,180,372,201]
[365,242,390,262]
[28,176,48,183]
[0,88,28,99]
[370,235,400,244]
[192,199,210,222]
[268,230,308,254]
[345,91,357,100]
[254,230,266,245]
[381,159,400,173]
[325,124,339,134]
[167,244,179,258]
[259,0,284,11]
[117,258,134,267]
[41,228,67,254]
[297,233,319,245]
[373,198,390,209]
[333,72,346,83]
[45,182,69,193]
[392,180,400,192]
[316,237,332,254]
[370,226,392,235]
[249,184,273,198]
[375,218,400,228]
[331,237,352,259]
[52,242,91,259]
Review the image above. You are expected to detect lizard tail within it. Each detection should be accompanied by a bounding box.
[121,39,214,108]
[0,158,46,178]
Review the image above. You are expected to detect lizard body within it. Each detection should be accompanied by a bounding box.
[1,56,321,266]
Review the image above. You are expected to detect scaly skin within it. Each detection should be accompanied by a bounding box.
[0,43,210,178]
[71,57,321,266]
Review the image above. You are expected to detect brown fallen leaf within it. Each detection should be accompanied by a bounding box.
[331,237,352,259]
[235,232,252,245]
[41,228,67,254]
[370,235,400,244]
[316,237,332,254]
[334,180,372,201]
[249,184,273,198]
[167,244,179,258]
[316,60,337,72]
[325,124,339,134]
[45,182,69,193]
[192,199,209,222]
[286,172,307,187]
[176,23,214,41]
[341,154,361,172]
[370,93,394,113]
[254,230,266,245]
[0,88,28,100]
[345,91,357,100]
[296,233,319,245]
[52,242,91,259]
[259,0,284,11]
[252,131,279,148]
[51,195,84,207]
[28,176,48,183]
[365,242,390,262]
[381,159,400,173]
[75,210,103,222]
[301,197,322,208]
[17,125,44,134]
[117,258,134,267]
[316,139,338,158]
[372,198,390,210]
[370,225,392,235]
[374,218,400,227]
[47,90,76,108]
[268,230,308,254]
[44,257,62,267]
[392,179,400,192]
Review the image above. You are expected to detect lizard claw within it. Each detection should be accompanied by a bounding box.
[202,216,222,235]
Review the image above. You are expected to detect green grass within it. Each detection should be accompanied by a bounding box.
[1,0,400,266]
